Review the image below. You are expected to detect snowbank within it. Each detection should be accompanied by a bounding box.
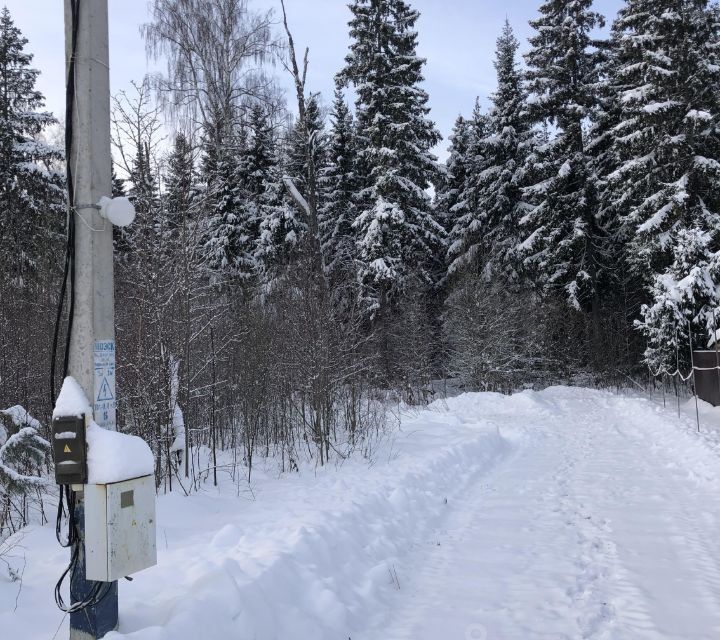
[95,408,508,640]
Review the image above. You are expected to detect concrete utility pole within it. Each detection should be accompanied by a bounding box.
[64,0,119,637]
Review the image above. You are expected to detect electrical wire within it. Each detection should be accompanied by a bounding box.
[49,0,80,408]
[52,0,113,615]
[54,484,113,613]
[54,483,113,613]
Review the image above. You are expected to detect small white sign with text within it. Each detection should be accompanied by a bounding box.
[94,339,116,430]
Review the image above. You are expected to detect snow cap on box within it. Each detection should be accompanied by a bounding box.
[53,377,154,484]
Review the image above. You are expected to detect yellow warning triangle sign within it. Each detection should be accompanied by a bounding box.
[64,444,71,453]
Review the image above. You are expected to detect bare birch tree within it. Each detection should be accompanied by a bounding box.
[142,0,280,148]
[278,0,324,279]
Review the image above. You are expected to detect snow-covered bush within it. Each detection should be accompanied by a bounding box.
[0,406,50,540]
[443,277,585,392]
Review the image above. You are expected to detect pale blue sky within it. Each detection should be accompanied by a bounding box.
[5,0,623,158]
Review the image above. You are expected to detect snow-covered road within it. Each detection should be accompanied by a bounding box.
[3,387,720,639]
[372,388,720,640]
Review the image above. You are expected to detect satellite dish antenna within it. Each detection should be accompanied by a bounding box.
[98,196,136,227]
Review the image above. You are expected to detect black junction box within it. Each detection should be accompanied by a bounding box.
[693,351,720,407]
[52,415,87,485]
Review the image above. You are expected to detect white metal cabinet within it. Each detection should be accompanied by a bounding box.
[84,475,157,582]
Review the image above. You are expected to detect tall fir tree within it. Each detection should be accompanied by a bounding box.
[584,31,627,305]
[0,7,63,288]
[447,21,533,280]
[436,114,472,240]
[477,21,533,279]
[338,0,444,313]
[123,139,159,255]
[164,132,198,251]
[281,93,327,275]
[129,141,159,217]
[286,94,327,206]
[604,0,720,368]
[319,89,359,280]
[446,100,491,276]
[520,0,605,310]
[203,135,253,278]
[242,105,275,200]
[254,111,307,279]
[112,165,126,197]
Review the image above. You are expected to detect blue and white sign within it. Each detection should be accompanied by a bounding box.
[94,339,116,430]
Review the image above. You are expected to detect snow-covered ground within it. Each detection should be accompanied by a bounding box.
[3,386,720,639]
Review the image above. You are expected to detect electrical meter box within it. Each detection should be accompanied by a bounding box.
[52,415,87,485]
[84,474,157,582]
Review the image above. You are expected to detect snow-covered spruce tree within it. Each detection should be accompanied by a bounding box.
[584,30,627,284]
[285,94,327,206]
[448,21,533,280]
[131,142,159,215]
[203,134,257,279]
[604,0,720,368]
[338,0,444,314]
[640,229,720,372]
[164,132,197,246]
[436,114,472,239]
[319,89,359,281]
[117,138,160,257]
[279,92,328,277]
[112,165,126,197]
[446,101,492,276]
[477,21,534,279]
[242,104,276,202]
[520,0,605,310]
[0,7,63,289]
[255,118,307,282]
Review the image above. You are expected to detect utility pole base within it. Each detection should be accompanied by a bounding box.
[70,499,119,639]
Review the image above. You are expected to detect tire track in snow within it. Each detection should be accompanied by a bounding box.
[532,395,622,640]
[601,398,720,639]
[549,408,616,639]
[553,396,648,640]
[547,392,720,639]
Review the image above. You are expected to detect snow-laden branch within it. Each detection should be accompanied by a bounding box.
[282,176,310,217]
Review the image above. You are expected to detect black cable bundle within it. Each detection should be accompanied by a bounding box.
[54,484,113,613]
[51,0,112,615]
[50,0,79,408]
